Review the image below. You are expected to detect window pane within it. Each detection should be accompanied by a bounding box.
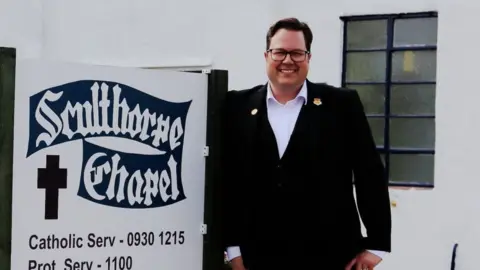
[394,18,438,47]
[391,84,436,115]
[390,118,435,148]
[346,84,385,114]
[391,50,437,82]
[346,52,386,82]
[389,154,434,184]
[367,117,385,147]
[346,20,388,50]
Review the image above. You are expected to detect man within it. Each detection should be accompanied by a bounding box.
[221,17,391,270]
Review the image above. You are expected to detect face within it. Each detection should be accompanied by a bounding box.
[264,29,311,92]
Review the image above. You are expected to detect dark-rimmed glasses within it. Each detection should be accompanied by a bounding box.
[267,49,310,62]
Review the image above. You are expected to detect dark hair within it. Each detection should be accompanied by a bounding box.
[266,17,313,51]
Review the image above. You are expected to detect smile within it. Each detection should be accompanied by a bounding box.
[279,69,297,73]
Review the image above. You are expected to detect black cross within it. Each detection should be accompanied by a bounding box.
[37,155,67,220]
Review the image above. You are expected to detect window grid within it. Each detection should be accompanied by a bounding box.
[341,12,437,187]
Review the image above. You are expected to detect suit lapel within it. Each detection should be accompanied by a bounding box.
[284,81,331,161]
[242,84,267,158]
[305,81,334,161]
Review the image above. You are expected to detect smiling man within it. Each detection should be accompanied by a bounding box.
[221,17,392,270]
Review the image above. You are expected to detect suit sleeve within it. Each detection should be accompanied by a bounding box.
[346,89,392,252]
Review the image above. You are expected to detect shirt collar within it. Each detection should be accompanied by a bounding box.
[266,81,308,105]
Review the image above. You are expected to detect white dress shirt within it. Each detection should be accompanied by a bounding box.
[226,81,386,261]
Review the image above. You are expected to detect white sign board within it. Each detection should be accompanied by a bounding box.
[10,59,209,270]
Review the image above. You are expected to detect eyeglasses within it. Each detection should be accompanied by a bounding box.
[267,49,310,62]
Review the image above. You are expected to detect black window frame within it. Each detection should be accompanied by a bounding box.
[340,11,438,188]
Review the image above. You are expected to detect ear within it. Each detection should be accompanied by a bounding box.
[307,53,312,62]
[264,51,268,60]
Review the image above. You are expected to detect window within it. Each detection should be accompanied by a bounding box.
[340,12,438,187]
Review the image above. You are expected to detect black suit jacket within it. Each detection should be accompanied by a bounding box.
[221,80,391,267]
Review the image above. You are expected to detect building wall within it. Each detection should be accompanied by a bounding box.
[1,0,480,269]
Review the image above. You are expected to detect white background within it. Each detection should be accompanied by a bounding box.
[10,59,209,270]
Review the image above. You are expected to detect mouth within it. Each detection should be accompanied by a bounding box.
[278,68,298,74]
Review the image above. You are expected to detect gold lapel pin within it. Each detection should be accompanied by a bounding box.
[251,108,258,115]
[313,98,322,106]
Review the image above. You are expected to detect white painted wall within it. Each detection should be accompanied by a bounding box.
[2,0,480,269]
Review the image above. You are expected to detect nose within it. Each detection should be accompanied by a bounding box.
[282,53,294,64]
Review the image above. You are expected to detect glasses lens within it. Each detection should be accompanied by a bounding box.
[290,51,306,61]
[271,50,286,61]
